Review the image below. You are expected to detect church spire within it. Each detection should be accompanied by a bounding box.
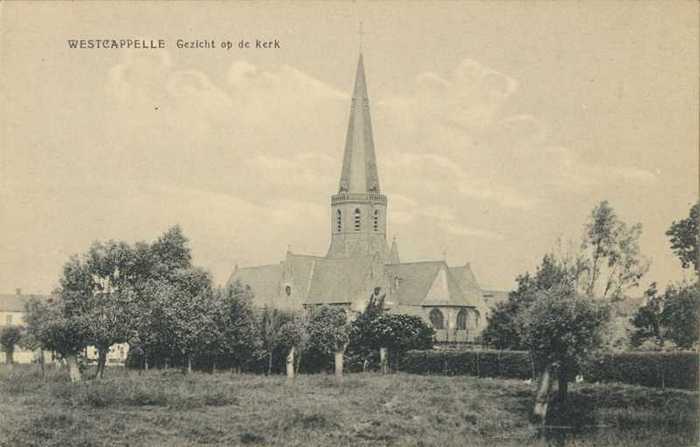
[338,53,381,194]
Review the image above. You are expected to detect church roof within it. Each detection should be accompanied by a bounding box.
[338,54,381,194]
[228,264,282,308]
[305,256,374,305]
[386,261,481,307]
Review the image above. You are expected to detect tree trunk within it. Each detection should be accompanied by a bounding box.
[65,354,82,383]
[5,349,13,366]
[380,347,389,374]
[187,354,193,374]
[39,349,45,377]
[557,367,569,402]
[267,352,273,376]
[144,357,149,371]
[295,351,303,375]
[286,346,295,381]
[532,363,554,425]
[334,350,344,383]
[97,348,108,379]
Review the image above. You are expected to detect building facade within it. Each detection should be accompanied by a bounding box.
[227,55,490,342]
[0,290,129,365]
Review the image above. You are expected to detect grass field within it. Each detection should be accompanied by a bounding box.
[0,365,697,446]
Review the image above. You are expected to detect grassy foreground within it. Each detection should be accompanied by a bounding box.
[0,365,697,447]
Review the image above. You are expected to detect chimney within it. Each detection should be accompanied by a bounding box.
[15,288,21,296]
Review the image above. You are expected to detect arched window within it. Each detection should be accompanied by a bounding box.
[336,209,342,233]
[285,285,292,297]
[429,308,444,330]
[373,209,380,231]
[456,309,468,330]
[354,208,361,231]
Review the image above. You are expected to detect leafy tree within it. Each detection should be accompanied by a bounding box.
[364,314,433,371]
[482,254,573,350]
[53,241,138,378]
[0,325,23,366]
[22,297,55,374]
[579,201,649,300]
[306,306,351,381]
[630,283,665,348]
[144,269,216,373]
[213,282,261,372]
[276,315,308,379]
[519,285,610,422]
[35,300,90,382]
[666,202,699,272]
[659,281,699,349]
[149,225,192,278]
[257,306,300,375]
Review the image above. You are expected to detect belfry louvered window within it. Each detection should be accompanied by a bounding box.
[373,209,379,231]
[354,208,361,231]
[336,209,342,232]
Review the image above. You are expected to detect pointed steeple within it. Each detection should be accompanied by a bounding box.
[338,54,381,194]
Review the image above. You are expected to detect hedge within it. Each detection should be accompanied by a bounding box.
[399,350,533,380]
[582,352,698,390]
[399,350,698,390]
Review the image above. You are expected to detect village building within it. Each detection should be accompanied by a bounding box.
[0,289,128,365]
[227,55,491,342]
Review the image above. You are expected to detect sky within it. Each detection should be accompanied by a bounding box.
[0,1,697,294]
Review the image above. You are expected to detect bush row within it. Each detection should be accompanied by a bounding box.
[582,351,698,390]
[399,350,534,380]
[399,350,698,390]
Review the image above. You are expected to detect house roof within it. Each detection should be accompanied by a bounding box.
[0,293,49,312]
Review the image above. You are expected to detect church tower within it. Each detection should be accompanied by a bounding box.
[327,54,389,259]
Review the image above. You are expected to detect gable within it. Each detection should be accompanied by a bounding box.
[424,267,450,304]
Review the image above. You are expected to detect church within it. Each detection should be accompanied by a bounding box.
[227,55,490,343]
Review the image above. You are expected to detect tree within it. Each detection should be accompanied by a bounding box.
[630,283,666,349]
[659,281,699,349]
[22,297,54,374]
[482,254,572,350]
[35,300,90,382]
[580,201,649,300]
[306,306,351,382]
[348,290,434,373]
[213,282,261,372]
[53,241,138,378]
[0,325,23,366]
[666,202,699,272]
[276,315,308,380]
[145,269,216,373]
[519,285,610,423]
[366,314,433,372]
